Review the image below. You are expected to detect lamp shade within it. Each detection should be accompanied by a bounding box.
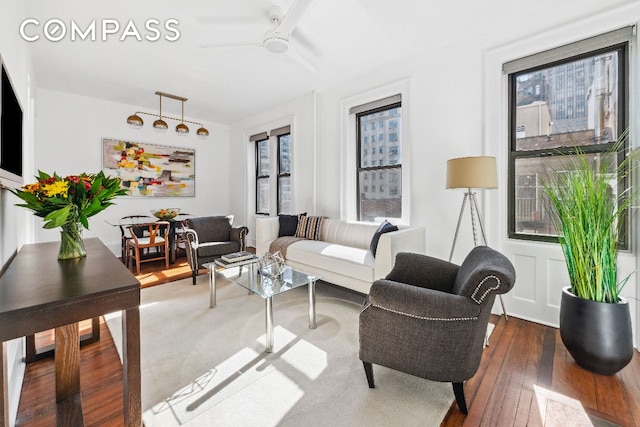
[446,156,498,189]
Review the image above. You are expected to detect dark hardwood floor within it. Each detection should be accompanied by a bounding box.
[14,257,640,426]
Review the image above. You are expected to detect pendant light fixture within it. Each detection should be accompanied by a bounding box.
[126,91,209,138]
[126,113,143,129]
[152,94,168,132]
[196,126,209,139]
[176,99,189,135]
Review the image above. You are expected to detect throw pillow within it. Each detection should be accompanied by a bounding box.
[278,213,307,237]
[295,215,326,240]
[370,220,399,256]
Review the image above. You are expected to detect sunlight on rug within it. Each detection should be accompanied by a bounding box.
[106,278,468,426]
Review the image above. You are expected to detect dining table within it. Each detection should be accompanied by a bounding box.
[106,214,192,264]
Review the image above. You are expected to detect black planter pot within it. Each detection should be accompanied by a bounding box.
[560,286,633,375]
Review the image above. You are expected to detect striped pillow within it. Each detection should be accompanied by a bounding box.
[295,216,326,240]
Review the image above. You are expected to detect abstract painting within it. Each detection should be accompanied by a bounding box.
[102,138,195,197]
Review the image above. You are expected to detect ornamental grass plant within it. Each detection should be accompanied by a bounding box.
[542,129,634,303]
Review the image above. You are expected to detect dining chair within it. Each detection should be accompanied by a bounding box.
[173,214,191,260]
[119,215,152,265]
[127,221,170,274]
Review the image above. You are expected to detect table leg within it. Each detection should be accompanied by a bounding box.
[265,297,274,353]
[122,307,142,426]
[55,322,84,425]
[308,277,317,329]
[1,342,8,427]
[209,267,217,308]
[24,334,37,363]
[168,221,176,264]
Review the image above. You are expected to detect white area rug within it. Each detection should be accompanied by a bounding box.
[106,276,474,426]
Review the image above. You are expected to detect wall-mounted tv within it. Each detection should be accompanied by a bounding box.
[0,55,24,188]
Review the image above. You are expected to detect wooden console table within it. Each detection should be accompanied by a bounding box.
[0,238,141,426]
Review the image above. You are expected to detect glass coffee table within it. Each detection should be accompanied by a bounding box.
[203,259,319,353]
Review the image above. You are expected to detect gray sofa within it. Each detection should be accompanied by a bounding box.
[183,215,249,285]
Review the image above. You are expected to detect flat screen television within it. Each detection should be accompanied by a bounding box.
[0,55,24,188]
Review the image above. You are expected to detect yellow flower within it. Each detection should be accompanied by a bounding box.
[42,180,69,197]
[22,183,41,194]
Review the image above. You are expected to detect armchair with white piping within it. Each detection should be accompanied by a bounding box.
[359,246,516,415]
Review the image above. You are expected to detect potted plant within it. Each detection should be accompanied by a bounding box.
[11,170,127,260]
[542,129,635,375]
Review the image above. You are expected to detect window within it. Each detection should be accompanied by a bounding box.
[276,129,291,214]
[505,27,631,245]
[353,94,402,222]
[252,125,292,215]
[253,133,270,215]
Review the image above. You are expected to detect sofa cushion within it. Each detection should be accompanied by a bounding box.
[286,240,375,283]
[295,216,325,240]
[197,241,239,258]
[322,219,380,250]
[278,213,306,237]
[187,216,231,242]
[370,220,399,256]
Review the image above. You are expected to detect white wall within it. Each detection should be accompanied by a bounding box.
[34,89,231,254]
[230,4,640,348]
[229,92,317,243]
[484,3,640,347]
[0,2,36,424]
[232,44,486,260]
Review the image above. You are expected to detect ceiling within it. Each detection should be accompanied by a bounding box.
[22,0,634,125]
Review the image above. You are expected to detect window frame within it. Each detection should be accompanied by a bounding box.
[355,98,402,222]
[276,131,291,215]
[507,39,630,247]
[254,135,270,216]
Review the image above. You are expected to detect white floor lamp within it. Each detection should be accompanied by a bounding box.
[446,156,508,320]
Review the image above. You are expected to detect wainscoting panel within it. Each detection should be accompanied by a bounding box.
[502,241,566,327]
[503,240,637,343]
[512,254,536,303]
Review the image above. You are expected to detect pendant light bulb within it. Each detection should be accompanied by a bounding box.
[127,113,143,129]
[197,127,209,139]
[176,101,189,135]
[153,94,168,132]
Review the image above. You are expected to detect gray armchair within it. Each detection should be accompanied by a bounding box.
[184,215,249,285]
[359,246,516,415]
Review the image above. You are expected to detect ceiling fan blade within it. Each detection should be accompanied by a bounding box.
[196,15,261,26]
[284,45,318,73]
[199,41,262,50]
[277,0,314,35]
[291,26,319,56]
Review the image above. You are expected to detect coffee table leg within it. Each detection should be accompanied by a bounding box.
[265,297,273,353]
[209,267,216,308]
[308,277,317,329]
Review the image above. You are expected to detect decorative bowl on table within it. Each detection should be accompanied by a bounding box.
[150,208,180,220]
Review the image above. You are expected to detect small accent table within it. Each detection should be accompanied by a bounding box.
[203,259,319,353]
[0,238,141,426]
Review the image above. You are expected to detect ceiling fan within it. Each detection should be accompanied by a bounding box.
[200,0,318,73]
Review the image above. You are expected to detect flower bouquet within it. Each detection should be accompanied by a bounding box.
[11,170,127,259]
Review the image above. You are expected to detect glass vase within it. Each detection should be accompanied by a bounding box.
[58,222,87,260]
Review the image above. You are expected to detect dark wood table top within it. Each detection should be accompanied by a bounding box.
[0,238,140,342]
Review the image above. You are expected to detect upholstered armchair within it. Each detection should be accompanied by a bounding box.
[359,246,516,415]
[183,215,249,285]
